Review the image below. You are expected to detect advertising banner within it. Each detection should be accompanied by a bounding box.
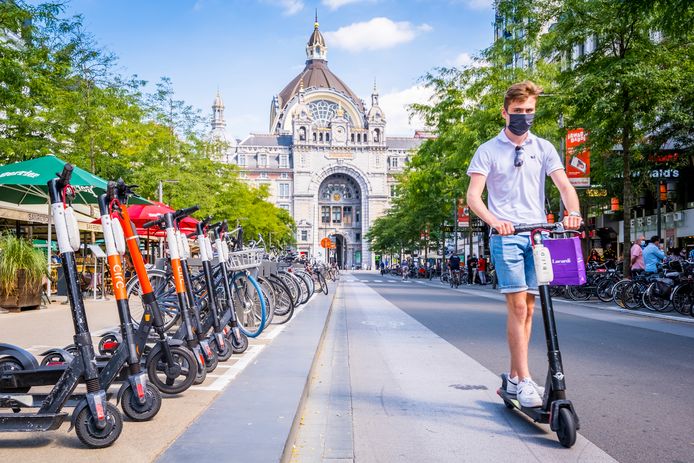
[457,199,470,228]
[566,128,590,187]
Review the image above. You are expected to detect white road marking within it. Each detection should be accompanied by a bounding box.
[191,345,266,391]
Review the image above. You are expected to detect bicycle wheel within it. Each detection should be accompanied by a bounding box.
[277,271,300,306]
[268,275,295,324]
[230,272,266,338]
[622,282,645,310]
[257,276,275,327]
[126,270,180,331]
[566,285,591,301]
[671,283,693,316]
[596,278,617,302]
[317,271,329,295]
[612,279,631,308]
[292,272,311,305]
[296,270,315,297]
[642,283,671,312]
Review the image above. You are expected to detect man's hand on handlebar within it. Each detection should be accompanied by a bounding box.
[562,214,582,231]
[490,219,515,236]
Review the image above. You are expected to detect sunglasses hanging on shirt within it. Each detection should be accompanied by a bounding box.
[514,145,524,167]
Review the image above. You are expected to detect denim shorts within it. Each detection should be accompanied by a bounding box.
[490,234,538,294]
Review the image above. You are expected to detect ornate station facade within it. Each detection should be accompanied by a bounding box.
[211,19,425,268]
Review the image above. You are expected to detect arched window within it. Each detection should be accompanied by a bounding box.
[357,134,361,143]
[351,133,355,142]
[299,127,306,141]
[326,133,330,142]
[313,132,317,142]
[364,133,368,142]
[319,132,324,142]
[374,128,380,142]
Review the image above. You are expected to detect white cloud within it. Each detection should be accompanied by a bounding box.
[460,0,493,10]
[321,0,371,10]
[324,17,432,52]
[380,85,434,135]
[263,0,304,15]
[447,51,489,68]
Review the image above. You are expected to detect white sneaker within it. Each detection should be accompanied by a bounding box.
[517,378,543,408]
[505,375,519,395]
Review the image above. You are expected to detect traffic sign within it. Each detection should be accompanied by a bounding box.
[320,237,333,249]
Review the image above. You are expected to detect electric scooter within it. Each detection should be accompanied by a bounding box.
[0,182,164,421]
[0,165,123,448]
[495,222,580,448]
[143,208,214,384]
[211,221,249,354]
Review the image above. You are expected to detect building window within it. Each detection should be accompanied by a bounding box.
[259,172,268,179]
[319,132,323,142]
[389,156,399,169]
[351,133,355,142]
[258,153,267,168]
[301,230,308,241]
[343,206,353,225]
[355,206,361,223]
[321,206,330,223]
[280,155,289,168]
[363,133,368,142]
[326,133,330,142]
[238,154,246,166]
[390,184,396,197]
[374,128,380,142]
[280,172,289,179]
[313,132,317,142]
[332,206,342,224]
[299,127,306,141]
[357,133,361,143]
[356,232,361,242]
[280,204,290,211]
[279,183,290,198]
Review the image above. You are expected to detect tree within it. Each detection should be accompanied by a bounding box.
[546,0,693,275]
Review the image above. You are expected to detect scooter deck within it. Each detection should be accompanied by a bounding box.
[0,412,68,431]
[497,388,549,424]
[0,392,114,409]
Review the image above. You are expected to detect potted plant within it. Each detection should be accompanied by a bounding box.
[0,233,47,312]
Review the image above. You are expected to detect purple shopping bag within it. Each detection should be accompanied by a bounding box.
[543,237,587,286]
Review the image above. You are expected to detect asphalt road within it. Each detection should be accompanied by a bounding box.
[355,274,694,463]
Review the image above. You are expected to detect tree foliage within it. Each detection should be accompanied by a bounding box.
[0,1,295,246]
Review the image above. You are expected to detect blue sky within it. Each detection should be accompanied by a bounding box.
[57,0,495,137]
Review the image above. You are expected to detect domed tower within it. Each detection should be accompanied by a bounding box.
[270,15,366,135]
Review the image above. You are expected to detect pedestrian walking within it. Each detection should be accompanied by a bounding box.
[466,255,477,284]
[477,256,487,285]
[466,80,581,408]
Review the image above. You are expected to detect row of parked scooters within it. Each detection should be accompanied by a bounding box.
[0,165,330,448]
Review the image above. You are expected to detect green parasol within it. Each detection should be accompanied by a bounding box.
[0,155,149,205]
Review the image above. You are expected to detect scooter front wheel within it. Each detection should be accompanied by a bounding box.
[229,331,249,354]
[146,345,197,395]
[121,383,162,421]
[556,407,577,448]
[74,401,123,448]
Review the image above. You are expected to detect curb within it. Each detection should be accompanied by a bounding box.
[280,280,341,463]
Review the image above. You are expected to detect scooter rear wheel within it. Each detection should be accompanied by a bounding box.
[121,383,162,421]
[74,401,123,448]
[215,337,233,361]
[146,345,197,395]
[556,407,577,448]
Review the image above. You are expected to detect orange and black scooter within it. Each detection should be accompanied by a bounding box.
[111,180,199,394]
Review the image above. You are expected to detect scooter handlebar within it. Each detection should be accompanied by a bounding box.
[490,222,584,235]
[173,205,200,220]
[142,217,164,229]
[58,164,73,185]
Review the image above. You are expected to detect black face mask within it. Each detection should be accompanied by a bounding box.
[507,113,535,136]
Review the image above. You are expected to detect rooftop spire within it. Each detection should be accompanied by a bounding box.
[306,13,327,61]
[315,8,318,28]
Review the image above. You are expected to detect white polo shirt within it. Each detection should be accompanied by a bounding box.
[466,129,564,225]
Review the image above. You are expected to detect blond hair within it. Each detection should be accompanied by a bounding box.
[504,80,543,110]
